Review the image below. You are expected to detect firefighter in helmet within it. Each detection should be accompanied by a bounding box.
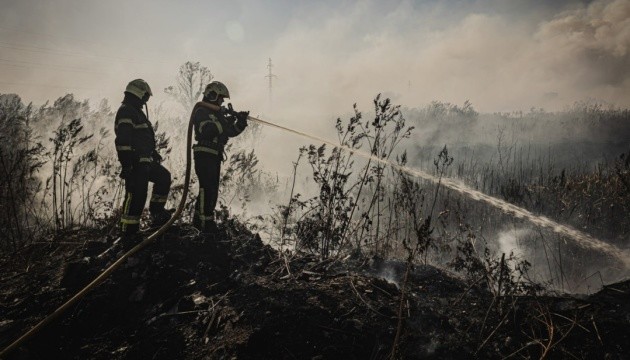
[192,81,249,235]
[114,79,173,241]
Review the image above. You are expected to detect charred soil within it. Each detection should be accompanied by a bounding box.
[1,224,629,359]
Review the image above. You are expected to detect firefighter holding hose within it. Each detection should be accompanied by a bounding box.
[191,81,249,236]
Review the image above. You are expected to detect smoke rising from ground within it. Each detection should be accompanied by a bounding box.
[2,1,629,291]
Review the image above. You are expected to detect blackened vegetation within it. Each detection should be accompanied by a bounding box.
[2,88,630,359]
[0,94,45,250]
[0,93,122,250]
[1,223,629,359]
[287,96,414,259]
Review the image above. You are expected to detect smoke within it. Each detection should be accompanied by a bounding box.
[3,1,629,116]
[2,1,628,177]
[488,226,630,294]
[233,0,630,173]
[258,0,630,124]
[496,227,529,260]
[533,0,630,98]
[2,1,630,278]
[377,264,401,289]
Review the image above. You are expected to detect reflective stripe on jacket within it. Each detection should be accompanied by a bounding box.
[114,99,156,166]
[192,104,245,156]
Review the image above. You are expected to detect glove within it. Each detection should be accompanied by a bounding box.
[236,111,249,129]
[153,150,163,163]
[119,165,133,180]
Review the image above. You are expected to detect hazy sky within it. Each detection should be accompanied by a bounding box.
[3,1,626,282]
[1,0,629,120]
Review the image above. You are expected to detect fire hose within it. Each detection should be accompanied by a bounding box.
[3,100,629,357]
[0,101,223,358]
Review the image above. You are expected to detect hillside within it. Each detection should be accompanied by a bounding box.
[1,223,629,359]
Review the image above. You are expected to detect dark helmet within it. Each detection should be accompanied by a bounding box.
[203,81,230,101]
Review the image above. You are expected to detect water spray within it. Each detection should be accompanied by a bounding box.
[3,104,628,357]
[246,114,630,269]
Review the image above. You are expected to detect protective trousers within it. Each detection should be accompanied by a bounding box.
[120,163,171,235]
[193,151,221,233]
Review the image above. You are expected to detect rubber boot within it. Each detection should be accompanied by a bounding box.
[151,208,175,228]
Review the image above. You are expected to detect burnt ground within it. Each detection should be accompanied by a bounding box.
[1,222,629,359]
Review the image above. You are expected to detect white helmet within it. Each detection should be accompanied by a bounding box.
[125,79,153,100]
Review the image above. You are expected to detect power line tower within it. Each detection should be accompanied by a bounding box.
[265,58,277,110]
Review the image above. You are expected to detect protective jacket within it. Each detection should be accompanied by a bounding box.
[191,101,246,234]
[114,93,157,167]
[192,105,246,157]
[114,93,171,237]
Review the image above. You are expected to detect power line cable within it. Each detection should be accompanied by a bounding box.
[0,57,167,78]
[0,41,94,59]
[0,25,85,44]
[0,40,171,66]
[0,58,109,75]
[0,81,97,91]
